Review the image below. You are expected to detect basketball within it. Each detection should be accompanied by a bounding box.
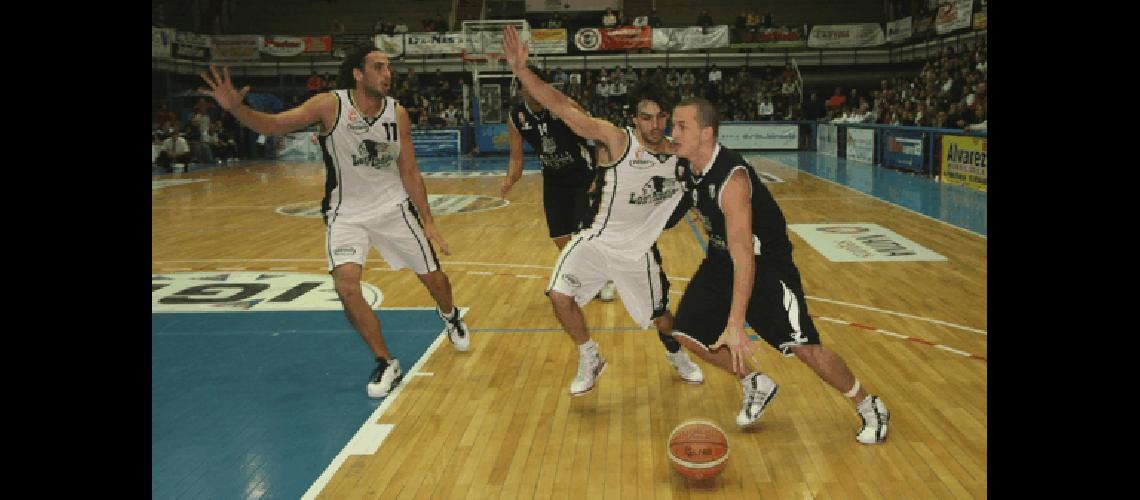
[667,419,729,480]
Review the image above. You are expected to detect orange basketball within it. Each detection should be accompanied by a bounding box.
[667,419,729,480]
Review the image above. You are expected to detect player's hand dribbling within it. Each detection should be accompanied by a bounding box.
[198,65,250,112]
[711,324,756,376]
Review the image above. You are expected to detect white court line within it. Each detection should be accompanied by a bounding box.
[302,306,465,499]
[749,155,987,239]
[466,271,494,276]
[804,295,986,335]
[154,260,982,334]
[302,330,447,499]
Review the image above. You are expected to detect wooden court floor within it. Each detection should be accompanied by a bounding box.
[152,156,986,499]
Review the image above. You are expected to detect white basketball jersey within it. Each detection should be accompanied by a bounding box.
[580,127,685,261]
[320,90,406,223]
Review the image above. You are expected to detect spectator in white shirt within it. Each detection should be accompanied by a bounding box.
[666,69,681,88]
[603,9,617,28]
[157,129,191,173]
[708,64,722,83]
[757,95,774,120]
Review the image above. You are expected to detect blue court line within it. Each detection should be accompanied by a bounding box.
[684,215,708,253]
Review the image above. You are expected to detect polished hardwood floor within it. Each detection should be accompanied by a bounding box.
[153,155,986,499]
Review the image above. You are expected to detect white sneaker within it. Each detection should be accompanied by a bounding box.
[736,372,779,427]
[367,358,403,398]
[666,350,704,384]
[439,306,470,352]
[597,281,616,302]
[569,351,607,396]
[856,395,890,444]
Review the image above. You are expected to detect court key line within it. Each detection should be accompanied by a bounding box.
[153,261,985,335]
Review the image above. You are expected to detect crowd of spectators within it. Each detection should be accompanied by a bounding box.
[152,98,244,172]
[819,39,987,131]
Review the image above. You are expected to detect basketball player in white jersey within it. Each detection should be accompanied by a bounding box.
[502,26,703,395]
[198,45,470,399]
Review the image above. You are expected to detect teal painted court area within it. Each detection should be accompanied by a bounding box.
[152,309,442,499]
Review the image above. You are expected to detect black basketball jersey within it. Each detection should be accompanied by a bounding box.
[676,144,793,263]
[509,101,595,188]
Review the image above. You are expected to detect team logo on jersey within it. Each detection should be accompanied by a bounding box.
[629,176,680,205]
[348,121,370,134]
[542,135,557,154]
[152,271,383,312]
[353,139,394,169]
[629,149,656,169]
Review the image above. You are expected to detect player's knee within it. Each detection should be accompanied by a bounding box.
[333,280,362,301]
[549,291,575,309]
[791,343,821,363]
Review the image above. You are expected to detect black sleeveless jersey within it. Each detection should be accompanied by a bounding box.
[676,144,793,264]
[509,101,595,188]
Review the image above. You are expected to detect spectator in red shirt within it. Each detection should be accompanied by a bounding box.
[826,86,847,110]
[306,72,324,96]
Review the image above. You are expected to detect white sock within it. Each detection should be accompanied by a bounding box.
[578,339,597,355]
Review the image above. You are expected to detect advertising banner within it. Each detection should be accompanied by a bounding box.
[153,27,175,58]
[260,36,305,57]
[885,17,912,42]
[525,0,617,12]
[845,127,874,164]
[373,34,405,57]
[817,124,838,156]
[211,35,261,62]
[404,32,467,55]
[575,26,651,51]
[807,24,885,48]
[173,31,211,61]
[276,129,322,162]
[303,35,332,53]
[788,223,947,262]
[935,0,973,34]
[940,135,987,191]
[530,28,567,54]
[651,26,730,50]
[411,129,462,156]
[882,129,925,173]
[718,124,798,150]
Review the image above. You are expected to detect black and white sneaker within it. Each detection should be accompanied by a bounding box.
[856,395,890,444]
[569,351,607,396]
[367,358,403,398]
[736,372,779,427]
[438,306,470,352]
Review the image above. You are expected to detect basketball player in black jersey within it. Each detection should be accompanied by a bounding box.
[667,97,890,444]
[502,65,616,301]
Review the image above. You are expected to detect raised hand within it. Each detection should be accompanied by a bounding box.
[501,26,529,73]
[711,324,758,376]
[198,65,249,112]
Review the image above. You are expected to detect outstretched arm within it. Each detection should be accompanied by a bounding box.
[501,26,625,153]
[200,64,332,136]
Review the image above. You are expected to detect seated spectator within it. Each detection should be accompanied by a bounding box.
[306,72,324,95]
[648,10,663,28]
[442,103,461,127]
[826,86,847,110]
[708,64,722,83]
[155,103,176,128]
[757,95,774,120]
[603,9,617,28]
[393,17,409,34]
[210,122,238,162]
[666,69,681,88]
[157,129,192,173]
[633,15,648,27]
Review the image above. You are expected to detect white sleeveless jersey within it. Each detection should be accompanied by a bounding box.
[319,90,406,223]
[581,127,685,261]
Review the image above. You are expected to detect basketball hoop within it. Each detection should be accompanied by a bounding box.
[460,51,504,73]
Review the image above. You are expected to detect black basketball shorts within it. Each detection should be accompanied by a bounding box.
[543,180,592,239]
[672,257,821,356]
